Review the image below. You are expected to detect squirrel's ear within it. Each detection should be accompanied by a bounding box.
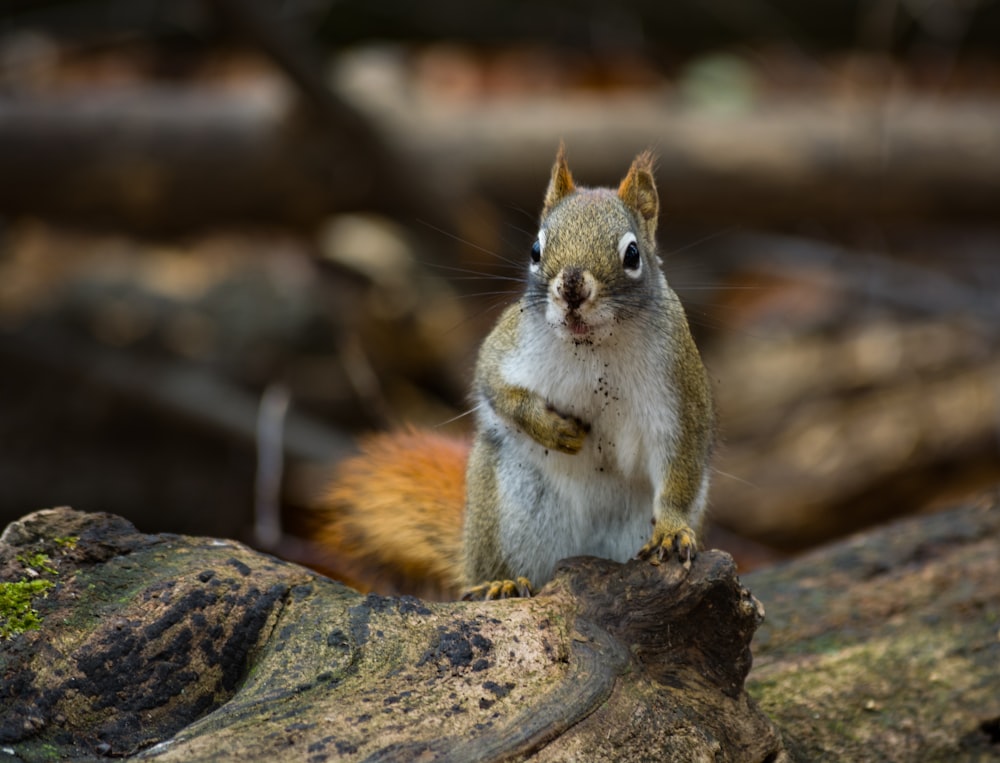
[542,142,576,218]
[618,150,659,238]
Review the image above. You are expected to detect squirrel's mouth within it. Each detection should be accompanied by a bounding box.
[546,297,604,340]
[563,313,592,336]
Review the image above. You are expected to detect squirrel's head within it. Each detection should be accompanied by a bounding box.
[527,144,664,344]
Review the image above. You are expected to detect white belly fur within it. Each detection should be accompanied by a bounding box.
[493,319,681,584]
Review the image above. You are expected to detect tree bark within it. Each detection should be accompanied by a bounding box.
[3,495,997,761]
[0,507,785,762]
[744,492,1000,761]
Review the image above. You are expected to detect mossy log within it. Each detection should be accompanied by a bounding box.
[744,493,1000,761]
[0,508,785,762]
[4,496,997,761]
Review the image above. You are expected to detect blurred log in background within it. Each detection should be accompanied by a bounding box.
[0,0,998,576]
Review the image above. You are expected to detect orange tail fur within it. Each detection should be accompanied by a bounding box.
[314,428,469,600]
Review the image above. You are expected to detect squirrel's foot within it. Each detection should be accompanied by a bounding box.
[637,523,697,570]
[461,577,534,601]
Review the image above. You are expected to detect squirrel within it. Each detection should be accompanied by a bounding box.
[316,145,715,601]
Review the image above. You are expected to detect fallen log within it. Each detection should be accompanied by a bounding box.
[2,494,996,760]
[744,492,1000,761]
[0,507,785,761]
[1,88,999,233]
[709,319,1000,548]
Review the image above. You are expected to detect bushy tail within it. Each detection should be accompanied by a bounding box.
[314,428,469,600]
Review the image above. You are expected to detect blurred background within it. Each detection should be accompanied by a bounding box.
[1,0,998,577]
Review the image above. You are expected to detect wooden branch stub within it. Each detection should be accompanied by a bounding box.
[558,552,764,699]
[0,508,785,761]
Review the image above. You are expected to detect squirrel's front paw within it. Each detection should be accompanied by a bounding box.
[461,577,534,601]
[538,405,589,454]
[637,521,697,570]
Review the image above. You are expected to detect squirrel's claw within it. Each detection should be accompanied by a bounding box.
[461,576,534,601]
[637,524,697,570]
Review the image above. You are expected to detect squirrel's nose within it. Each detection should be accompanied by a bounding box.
[558,267,593,310]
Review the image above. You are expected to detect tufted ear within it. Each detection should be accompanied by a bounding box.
[617,150,659,239]
[542,142,576,218]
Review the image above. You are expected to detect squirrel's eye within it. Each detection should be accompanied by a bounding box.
[617,232,641,277]
[623,241,640,271]
[530,239,541,264]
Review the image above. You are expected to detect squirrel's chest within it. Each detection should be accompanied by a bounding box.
[501,333,678,479]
